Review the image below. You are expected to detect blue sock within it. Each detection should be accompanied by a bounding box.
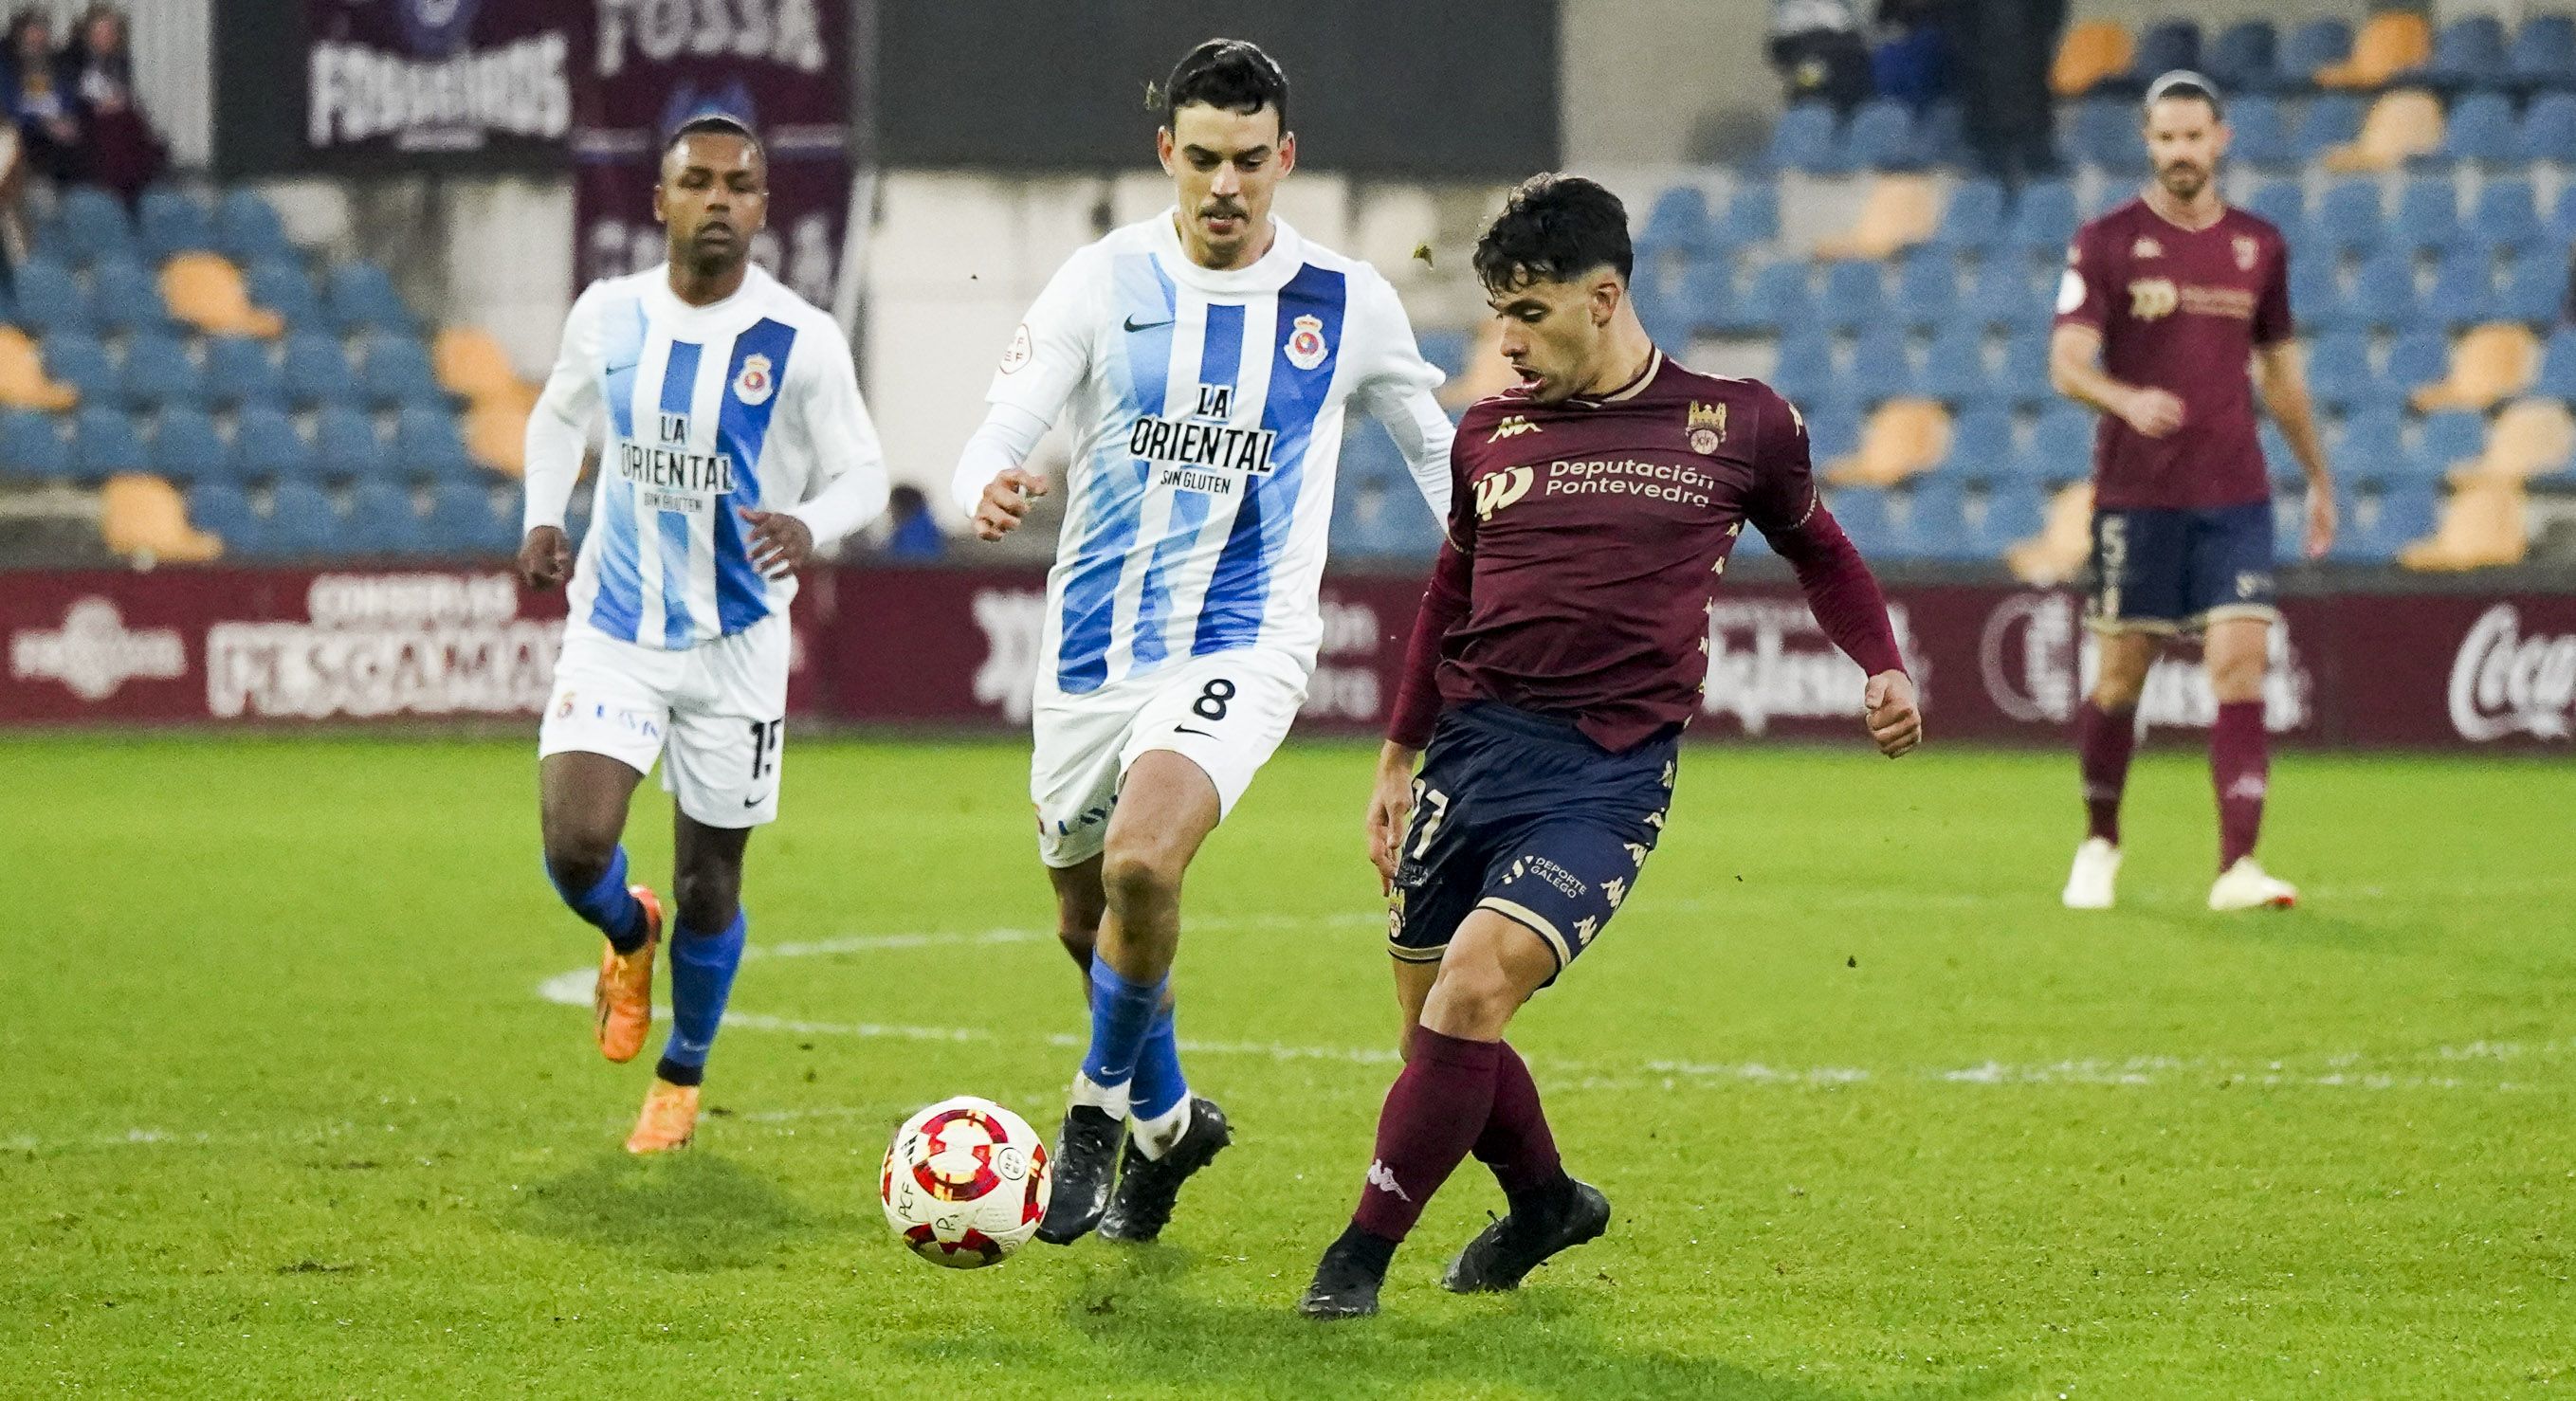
[1128,1003,1188,1124]
[546,846,647,953]
[655,911,747,1086]
[1078,959,1166,1114]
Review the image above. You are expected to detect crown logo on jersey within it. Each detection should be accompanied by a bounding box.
[733,353,776,406]
[1686,401,1726,455]
[1488,414,1539,442]
[1284,314,1327,372]
[2131,236,2163,259]
[2234,235,2258,271]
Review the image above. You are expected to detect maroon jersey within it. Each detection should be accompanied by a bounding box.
[2055,199,2293,510]
[1387,351,1906,754]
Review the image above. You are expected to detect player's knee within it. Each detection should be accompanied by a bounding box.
[2208,656,2266,701]
[1427,961,1521,1039]
[1099,843,1185,914]
[671,864,740,934]
[540,832,616,899]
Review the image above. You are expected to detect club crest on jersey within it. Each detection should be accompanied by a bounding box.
[2234,235,2259,271]
[2131,236,2163,259]
[1686,401,1727,455]
[1284,314,1327,371]
[733,353,776,406]
[1473,464,1534,520]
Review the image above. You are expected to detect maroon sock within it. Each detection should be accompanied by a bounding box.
[2212,699,2269,869]
[1472,1042,1564,1199]
[1350,1027,1501,1244]
[2075,700,2138,845]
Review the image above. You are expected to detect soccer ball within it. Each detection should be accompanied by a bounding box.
[880,1096,1050,1268]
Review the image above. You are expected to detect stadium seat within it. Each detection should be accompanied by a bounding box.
[1763,103,1843,174]
[1771,331,1835,404]
[2521,93,2576,162]
[2278,18,2354,84]
[2227,95,2293,166]
[2005,482,2092,585]
[2422,16,2508,92]
[246,260,324,327]
[2463,397,2576,482]
[0,409,70,480]
[1893,478,1973,559]
[161,253,285,339]
[2206,20,2278,92]
[1975,485,2046,555]
[1825,397,1948,487]
[1889,248,1959,332]
[12,259,93,335]
[92,258,177,335]
[40,333,119,408]
[186,481,258,553]
[1914,102,1967,167]
[1675,257,1733,338]
[2003,180,2078,255]
[232,407,312,481]
[1717,186,1780,246]
[1961,259,2038,329]
[347,480,427,555]
[265,480,340,557]
[100,471,222,561]
[1848,326,1915,398]
[1815,174,1938,261]
[2493,256,2565,326]
[2322,88,2443,172]
[2534,325,2576,399]
[2022,407,2094,486]
[1818,260,1889,333]
[282,334,359,408]
[2437,92,2516,164]
[2421,247,2494,330]
[2127,20,2201,85]
[358,336,448,410]
[2062,99,2135,170]
[1997,330,2052,406]
[68,406,149,483]
[1734,261,1813,333]
[424,481,510,555]
[1637,186,1711,257]
[2311,178,2384,259]
[1842,100,1919,170]
[2362,483,2439,560]
[2292,95,2367,164]
[148,407,229,485]
[1800,391,1865,464]
[392,406,474,478]
[46,187,136,268]
[2418,409,2490,477]
[1942,403,2015,480]
[2303,330,2373,412]
[2242,179,2307,240]
[137,187,218,261]
[2296,256,2346,329]
[2464,178,2545,256]
[1917,323,1987,401]
[2402,478,2526,569]
[121,333,205,409]
[2509,15,2576,92]
[0,326,77,411]
[2384,328,2451,394]
[2345,252,2422,331]
[1929,179,2005,249]
[324,262,417,334]
[1823,485,1893,552]
[2333,403,2406,474]
[313,407,386,481]
[217,190,297,264]
[2314,11,2430,88]
[464,398,529,477]
[2051,20,2134,99]
[203,336,284,409]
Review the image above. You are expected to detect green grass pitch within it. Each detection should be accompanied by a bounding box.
[4,733,2570,1398]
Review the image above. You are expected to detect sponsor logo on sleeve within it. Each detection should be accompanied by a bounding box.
[998,323,1032,374]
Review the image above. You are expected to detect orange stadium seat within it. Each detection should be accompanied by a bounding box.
[1825,398,1949,487]
[466,397,529,477]
[1814,175,1941,261]
[2401,478,2526,570]
[100,473,222,562]
[2322,89,2444,173]
[2051,21,2135,99]
[2006,482,2093,585]
[0,326,79,410]
[2314,11,2431,89]
[433,326,527,404]
[160,253,284,338]
[2412,324,2541,412]
[2457,397,2576,482]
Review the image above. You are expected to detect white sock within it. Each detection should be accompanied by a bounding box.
[1069,1072,1130,1121]
[1129,1096,1193,1160]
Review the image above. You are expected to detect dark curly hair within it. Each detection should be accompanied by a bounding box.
[1471,173,1634,294]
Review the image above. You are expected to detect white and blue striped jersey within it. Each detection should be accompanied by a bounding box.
[527,263,885,650]
[991,213,1453,697]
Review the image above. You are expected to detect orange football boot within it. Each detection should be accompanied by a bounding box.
[625,1079,700,1154]
[593,885,663,1063]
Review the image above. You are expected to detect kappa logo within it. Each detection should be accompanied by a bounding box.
[2127,278,2180,320]
[1284,314,1328,371]
[1365,1159,1412,1202]
[733,353,775,406]
[1687,400,1727,455]
[1473,464,1535,520]
[1488,413,1540,442]
[2234,235,2259,271]
[2132,236,2163,259]
[2236,571,2270,600]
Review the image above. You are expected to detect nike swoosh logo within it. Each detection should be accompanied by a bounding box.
[1172,725,1213,737]
[742,793,769,808]
[1124,316,1174,333]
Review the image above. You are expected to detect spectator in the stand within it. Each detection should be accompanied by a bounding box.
[1769,0,1875,114]
[61,4,162,206]
[876,484,949,560]
[1872,0,1950,109]
[3,9,82,185]
[1946,0,2065,185]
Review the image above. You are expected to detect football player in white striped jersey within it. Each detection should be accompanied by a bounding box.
[520,116,888,1154]
[954,40,1456,1246]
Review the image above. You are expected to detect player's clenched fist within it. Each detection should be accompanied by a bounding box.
[1863,669,1923,758]
[518,524,572,591]
[739,507,815,579]
[2118,386,2186,439]
[971,468,1050,541]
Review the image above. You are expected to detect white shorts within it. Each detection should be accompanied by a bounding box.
[539,615,790,828]
[1030,646,1308,868]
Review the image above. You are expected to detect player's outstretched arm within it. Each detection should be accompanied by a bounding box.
[2255,340,2336,559]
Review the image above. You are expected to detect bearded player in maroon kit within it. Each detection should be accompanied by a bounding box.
[1298,175,1923,1319]
[2050,72,2335,915]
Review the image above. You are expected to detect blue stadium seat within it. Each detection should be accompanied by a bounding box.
[2522,92,2576,162]
[313,407,385,479]
[1848,327,1915,399]
[187,482,257,552]
[121,333,204,409]
[2424,16,2508,91]
[2228,95,2293,166]
[217,190,296,265]
[2384,329,2452,392]
[2289,253,2341,329]
[2261,421,2301,487]
[0,410,69,480]
[2538,327,2576,398]
[2509,15,2576,92]
[1637,186,1711,257]
[2242,179,2307,241]
[1763,104,1842,174]
[1818,261,1886,334]
[203,336,284,408]
[2334,405,2405,473]
[359,336,447,409]
[2062,100,2134,170]
[12,258,92,335]
[2553,182,2576,246]
[282,334,358,408]
[265,480,340,557]
[2466,178,2545,255]
[90,258,176,334]
[1717,186,1780,246]
[1824,486,1892,552]
[247,259,323,327]
[1962,259,2037,328]
[149,407,228,484]
[2004,181,2078,254]
[1672,256,1733,339]
[325,263,416,335]
[1918,323,1988,402]
[1843,100,1918,170]
[137,187,217,261]
[1800,391,1865,464]
[2205,21,2278,92]
[2347,252,2423,331]
[2419,409,2487,471]
[2293,95,2366,160]
[1890,248,1959,331]
[1894,479,1973,559]
[2129,20,2202,82]
[1771,331,1835,404]
[1943,404,2015,480]
[68,406,148,482]
[2438,93,2516,164]
[2391,178,2459,253]
[1915,103,1966,167]
[2312,179,2384,258]
[2280,19,2354,85]
[2494,255,2564,325]
[393,406,473,478]
[1735,261,1813,334]
[1998,330,2053,406]
[425,481,511,555]
[1930,179,2005,249]
[45,187,136,269]
[2421,248,2494,329]
[232,407,313,481]
[40,332,119,407]
[2022,407,2094,486]
[2366,483,2439,557]
[1976,488,2046,551]
[347,480,427,555]
[1416,329,1468,378]
[2304,330,2373,412]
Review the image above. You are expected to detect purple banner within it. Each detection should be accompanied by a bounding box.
[303,0,581,160]
[573,0,853,309]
